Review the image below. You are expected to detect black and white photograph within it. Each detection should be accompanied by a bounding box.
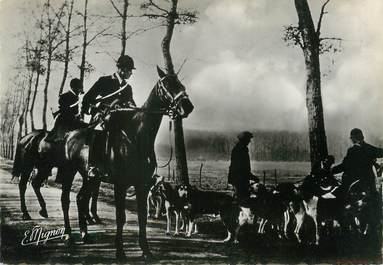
[0,0,382,264]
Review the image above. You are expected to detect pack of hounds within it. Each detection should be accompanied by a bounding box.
[147,171,380,245]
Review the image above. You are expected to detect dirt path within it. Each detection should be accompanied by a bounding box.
[1,158,382,264]
[0,159,247,264]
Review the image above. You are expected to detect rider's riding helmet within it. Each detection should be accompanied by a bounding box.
[70,78,83,94]
[116,55,136,70]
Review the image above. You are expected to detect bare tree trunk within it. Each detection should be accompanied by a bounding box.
[18,115,24,142]
[160,0,189,185]
[161,0,176,76]
[174,118,189,185]
[120,0,128,56]
[30,69,40,131]
[59,0,74,95]
[30,17,44,131]
[24,67,34,135]
[79,0,88,84]
[294,0,328,171]
[43,47,52,130]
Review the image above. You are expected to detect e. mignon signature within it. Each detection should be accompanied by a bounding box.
[21,226,68,246]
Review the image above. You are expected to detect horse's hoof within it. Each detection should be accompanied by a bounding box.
[165,231,171,236]
[116,250,127,262]
[93,215,103,224]
[81,232,92,244]
[86,215,96,225]
[65,237,75,248]
[142,251,154,261]
[39,209,48,218]
[22,212,32,220]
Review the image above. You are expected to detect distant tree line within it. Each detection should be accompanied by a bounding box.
[156,130,382,162]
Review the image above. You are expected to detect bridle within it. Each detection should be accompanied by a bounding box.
[156,76,189,118]
[108,75,189,119]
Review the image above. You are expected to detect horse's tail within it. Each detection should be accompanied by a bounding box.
[11,130,46,178]
[12,141,24,178]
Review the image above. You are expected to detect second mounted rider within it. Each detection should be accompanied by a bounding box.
[81,54,137,177]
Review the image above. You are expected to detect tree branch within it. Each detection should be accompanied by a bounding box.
[145,0,169,14]
[109,0,123,17]
[142,13,167,19]
[316,0,330,35]
[320,37,343,41]
[86,26,111,46]
[126,24,163,39]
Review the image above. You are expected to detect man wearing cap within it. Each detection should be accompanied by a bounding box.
[332,128,383,192]
[82,54,137,177]
[46,78,85,143]
[228,131,259,201]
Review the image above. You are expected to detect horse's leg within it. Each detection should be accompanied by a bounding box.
[283,210,290,238]
[174,210,180,236]
[76,173,92,243]
[60,167,75,245]
[165,201,171,235]
[90,178,102,224]
[147,191,152,218]
[155,196,163,219]
[31,167,49,218]
[136,184,153,259]
[19,167,33,220]
[114,184,127,261]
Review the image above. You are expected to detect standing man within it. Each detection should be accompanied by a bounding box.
[332,128,383,192]
[228,131,259,201]
[81,54,137,177]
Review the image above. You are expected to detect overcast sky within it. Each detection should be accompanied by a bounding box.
[0,0,382,140]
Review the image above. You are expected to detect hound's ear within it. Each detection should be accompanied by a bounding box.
[157,65,166,79]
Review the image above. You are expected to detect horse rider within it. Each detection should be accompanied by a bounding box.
[332,128,383,193]
[228,131,259,201]
[81,54,137,177]
[46,78,85,143]
[44,78,86,183]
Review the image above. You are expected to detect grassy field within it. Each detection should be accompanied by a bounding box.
[156,160,311,190]
[43,160,312,205]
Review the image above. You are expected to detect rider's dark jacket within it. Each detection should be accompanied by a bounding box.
[332,142,383,191]
[82,73,136,118]
[58,90,79,120]
[49,90,84,142]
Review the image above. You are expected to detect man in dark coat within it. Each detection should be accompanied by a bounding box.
[81,55,137,177]
[228,131,259,200]
[332,128,383,192]
[82,55,136,118]
[46,78,85,142]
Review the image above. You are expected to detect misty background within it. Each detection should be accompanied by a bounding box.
[0,0,382,162]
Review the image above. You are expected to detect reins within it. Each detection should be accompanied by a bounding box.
[157,120,173,169]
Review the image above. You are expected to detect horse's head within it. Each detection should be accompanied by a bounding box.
[155,66,194,118]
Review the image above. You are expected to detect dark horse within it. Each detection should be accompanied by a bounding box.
[61,66,193,260]
[12,129,50,220]
[12,128,101,224]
